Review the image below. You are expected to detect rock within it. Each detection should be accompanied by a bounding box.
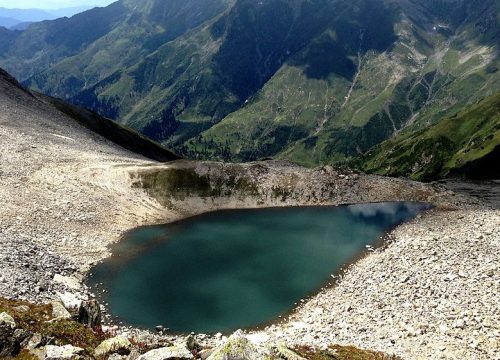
[56,292,81,311]
[185,334,199,351]
[207,330,260,360]
[0,313,16,329]
[44,344,84,360]
[274,343,307,360]
[127,349,141,360]
[94,336,132,357]
[14,328,32,348]
[0,325,20,357]
[109,354,126,360]
[51,301,71,320]
[78,300,101,328]
[198,349,214,360]
[54,275,81,291]
[27,333,45,349]
[137,345,194,360]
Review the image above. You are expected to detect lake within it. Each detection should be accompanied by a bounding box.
[88,202,431,333]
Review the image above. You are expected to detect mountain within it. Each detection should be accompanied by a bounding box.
[0,6,93,21]
[0,66,179,162]
[0,0,498,177]
[357,92,500,181]
[0,16,20,28]
[0,6,93,29]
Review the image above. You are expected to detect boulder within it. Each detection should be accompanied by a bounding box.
[137,345,194,360]
[185,334,200,351]
[51,301,72,320]
[207,330,260,360]
[27,333,45,350]
[53,275,82,291]
[78,300,101,328]
[56,292,82,311]
[0,312,16,328]
[44,344,84,360]
[94,336,132,357]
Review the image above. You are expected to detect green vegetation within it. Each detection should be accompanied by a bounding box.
[0,298,109,356]
[134,165,259,205]
[293,345,400,360]
[358,92,500,181]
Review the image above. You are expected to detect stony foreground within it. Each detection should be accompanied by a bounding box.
[264,206,500,359]
[0,66,499,359]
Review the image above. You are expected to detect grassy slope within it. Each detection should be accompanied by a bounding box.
[357,92,500,181]
[183,0,499,168]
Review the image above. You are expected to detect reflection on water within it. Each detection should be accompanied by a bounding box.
[88,202,431,333]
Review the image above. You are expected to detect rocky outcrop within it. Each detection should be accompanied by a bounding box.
[78,300,101,329]
[206,331,261,360]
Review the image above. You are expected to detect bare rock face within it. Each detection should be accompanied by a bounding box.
[51,301,71,320]
[78,299,101,328]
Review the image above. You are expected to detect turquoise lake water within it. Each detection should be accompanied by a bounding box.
[88,202,431,333]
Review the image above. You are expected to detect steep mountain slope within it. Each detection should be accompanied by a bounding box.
[1,0,231,85]
[0,0,498,172]
[188,0,499,164]
[357,92,500,181]
[0,67,179,162]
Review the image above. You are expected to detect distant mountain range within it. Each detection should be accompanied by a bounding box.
[0,0,498,180]
[0,6,92,29]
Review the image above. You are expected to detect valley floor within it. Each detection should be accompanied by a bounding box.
[0,83,498,359]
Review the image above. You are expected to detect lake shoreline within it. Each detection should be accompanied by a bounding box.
[86,202,433,335]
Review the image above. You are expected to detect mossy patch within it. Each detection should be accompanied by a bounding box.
[293,345,400,360]
[0,298,109,356]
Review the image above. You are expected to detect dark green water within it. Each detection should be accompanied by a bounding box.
[88,202,431,333]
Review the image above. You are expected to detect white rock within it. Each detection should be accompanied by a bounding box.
[54,275,81,291]
[0,312,16,328]
[56,292,82,310]
[44,344,84,360]
[51,301,71,319]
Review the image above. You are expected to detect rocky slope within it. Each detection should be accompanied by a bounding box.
[0,65,498,360]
